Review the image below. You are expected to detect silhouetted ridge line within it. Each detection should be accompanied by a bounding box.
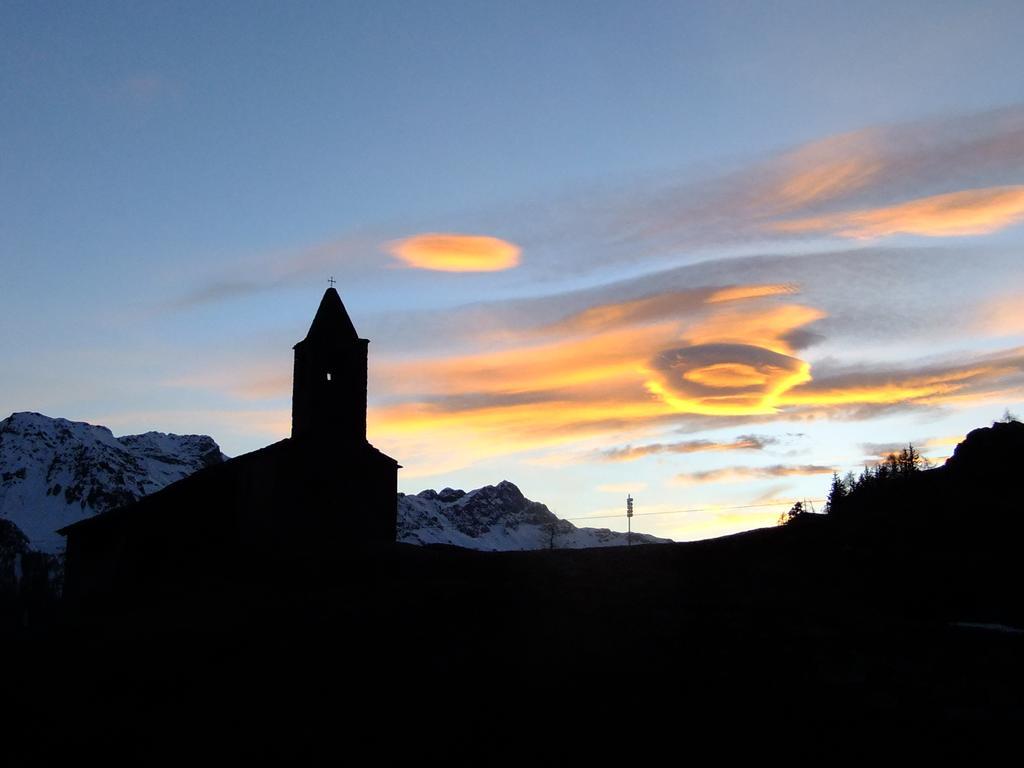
[790,419,1024,557]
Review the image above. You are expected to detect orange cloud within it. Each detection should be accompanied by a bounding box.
[160,281,1024,481]
[775,185,1024,239]
[369,291,828,473]
[517,284,801,341]
[388,233,521,272]
[357,281,1024,478]
[706,284,797,303]
[643,344,813,416]
[550,284,800,334]
[376,286,1024,478]
[681,303,826,354]
[494,290,825,415]
[377,294,827,426]
[369,396,673,479]
[762,130,884,213]
[378,323,680,398]
[684,363,770,388]
[540,292,705,336]
[780,365,1001,408]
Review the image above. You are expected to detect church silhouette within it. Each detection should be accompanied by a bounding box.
[60,287,400,602]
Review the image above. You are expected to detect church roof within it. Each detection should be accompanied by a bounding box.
[57,437,400,537]
[295,287,360,347]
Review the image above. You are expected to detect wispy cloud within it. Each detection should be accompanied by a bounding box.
[374,285,825,423]
[529,104,1024,277]
[775,185,1024,239]
[370,244,1011,356]
[859,435,964,462]
[367,276,1024,476]
[757,130,886,213]
[785,348,1024,411]
[284,246,1005,479]
[161,237,1024,480]
[671,464,836,486]
[166,235,380,311]
[151,105,1024,483]
[526,284,798,339]
[596,434,777,462]
[168,105,1024,312]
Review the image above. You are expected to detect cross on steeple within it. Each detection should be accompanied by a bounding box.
[327,276,336,288]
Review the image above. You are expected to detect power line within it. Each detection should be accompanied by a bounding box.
[565,498,827,522]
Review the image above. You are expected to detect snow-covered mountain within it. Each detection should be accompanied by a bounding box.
[398,481,669,550]
[0,412,669,554]
[0,412,226,552]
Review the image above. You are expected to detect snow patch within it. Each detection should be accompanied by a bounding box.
[398,481,670,551]
[0,412,226,552]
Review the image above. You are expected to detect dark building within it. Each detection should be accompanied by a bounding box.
[292,287,368,443]
[59,287,400,602]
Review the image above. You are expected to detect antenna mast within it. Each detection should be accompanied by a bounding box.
[626,494,634,546]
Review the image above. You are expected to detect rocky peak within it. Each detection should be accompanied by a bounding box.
[398,480,669,550]
[0,412,227,552]
[944,419,1024,476]
[436,487,466,503]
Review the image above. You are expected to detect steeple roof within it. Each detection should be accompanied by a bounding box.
[296,287,360,346]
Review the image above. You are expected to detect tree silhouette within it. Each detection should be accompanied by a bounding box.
[824,472,847,515]
[826,441,930,515]
[896,444,926,475]
[778,500,805,526]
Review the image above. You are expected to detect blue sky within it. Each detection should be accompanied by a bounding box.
[4,1,1024,539]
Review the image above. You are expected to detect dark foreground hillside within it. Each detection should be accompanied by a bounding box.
[4,422,1024,761]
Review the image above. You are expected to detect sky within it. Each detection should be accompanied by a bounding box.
[3,1,1024,541]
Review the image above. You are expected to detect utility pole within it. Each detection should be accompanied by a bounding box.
[626,494,634,546]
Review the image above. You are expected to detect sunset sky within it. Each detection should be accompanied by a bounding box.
[4,1,1024,540]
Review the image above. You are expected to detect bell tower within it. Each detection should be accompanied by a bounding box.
[291,286,368,444]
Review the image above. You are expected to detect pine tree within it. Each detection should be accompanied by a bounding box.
[857,466,873,491]
[885,452,900,478]
[897,443,922,476]
[779,500,805,525]
[825,472,847,515]
[875,456,890,483]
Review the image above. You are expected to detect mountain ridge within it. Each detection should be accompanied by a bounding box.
[0,412,668,554]
[0,411,227,552]
[398,479,667,549]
